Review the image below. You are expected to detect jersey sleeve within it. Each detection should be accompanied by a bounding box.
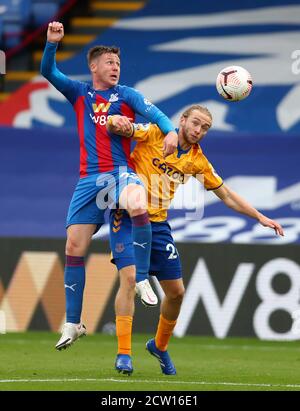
[123,86,176,135]
[194,154,223,190]
[40,42,81,105]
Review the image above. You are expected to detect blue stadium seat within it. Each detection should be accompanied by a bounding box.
[1,0,68,47]
[2,0,32,26]
[32,0,67,3]
[1,0,32,48]
[31,2,60,27]
[3,23,23,48]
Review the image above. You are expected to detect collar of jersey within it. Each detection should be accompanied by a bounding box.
[176,129,191,158]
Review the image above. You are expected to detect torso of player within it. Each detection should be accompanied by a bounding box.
[85,85,134,127]
[131,124,223,222]
[74,84,135,176]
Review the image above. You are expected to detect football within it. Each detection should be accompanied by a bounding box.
[216,66,253,101]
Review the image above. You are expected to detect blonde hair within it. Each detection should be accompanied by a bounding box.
[182,105,212,121]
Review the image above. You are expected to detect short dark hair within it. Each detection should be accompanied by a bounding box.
[87,45,120,66]
[182,105,212,121]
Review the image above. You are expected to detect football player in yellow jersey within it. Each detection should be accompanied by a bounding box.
[107,105,284,375]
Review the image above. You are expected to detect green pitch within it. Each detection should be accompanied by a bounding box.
[0,332,300,391]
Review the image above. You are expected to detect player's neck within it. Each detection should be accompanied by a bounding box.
[178,133,192,151]
[92,79,113,91]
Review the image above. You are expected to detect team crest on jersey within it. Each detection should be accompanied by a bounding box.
[143,98,153,106]
[109,93,119,102]
[115,243,125,253]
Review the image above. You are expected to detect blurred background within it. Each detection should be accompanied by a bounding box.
[0,0,299,341]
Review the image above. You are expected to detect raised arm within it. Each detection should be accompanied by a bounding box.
[213,184,284,236]
[41,21,64,81]
[40,22,78,103]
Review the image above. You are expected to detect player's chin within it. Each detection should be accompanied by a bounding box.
[189,135,200,144]
[109,78,119,87]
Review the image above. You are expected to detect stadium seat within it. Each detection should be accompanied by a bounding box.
[32,0,67,3]
[1,1,68,46]
[3,23,23,48]
[1,0,32,48]
[2,0,32,26]
[31,2,60,27]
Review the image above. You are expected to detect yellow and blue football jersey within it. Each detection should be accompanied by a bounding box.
[131,123,223,222]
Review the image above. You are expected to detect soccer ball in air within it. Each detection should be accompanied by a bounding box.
[216,66,253,102]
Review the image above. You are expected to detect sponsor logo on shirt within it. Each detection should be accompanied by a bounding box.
[92,103,111,113]
[152,158,186,183]
[109,93,119,102]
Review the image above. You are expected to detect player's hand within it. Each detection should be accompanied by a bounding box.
[163,131,178,158]
[47,21,64,43]
[108,115,133,137]
[258,215,284,236]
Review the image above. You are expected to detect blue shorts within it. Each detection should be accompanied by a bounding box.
[109,210,182,281]
[66,168,142,231]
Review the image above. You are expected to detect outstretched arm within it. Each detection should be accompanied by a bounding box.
[40,22,78,103]
[214,184,284,236]
[41,21,64,80]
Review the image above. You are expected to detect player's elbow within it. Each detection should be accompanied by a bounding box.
[40,55,50,79]
[40,61,48,78]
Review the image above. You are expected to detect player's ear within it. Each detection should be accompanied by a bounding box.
[90,61,97,73]
[179,115,186,127]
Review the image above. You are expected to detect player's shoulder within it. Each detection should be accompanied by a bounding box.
[117,84,137,92]
[148,123,163,138]
[134,123,161,138]
[191,143,211,169]
[73,80,91,93]
[133,122,151,132]
[116,84,145,99]
[116,84,137,95]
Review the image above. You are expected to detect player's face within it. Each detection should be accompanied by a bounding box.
[180,110,212,145]
[91,53,120,88]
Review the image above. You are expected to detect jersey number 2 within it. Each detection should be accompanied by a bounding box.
[166,243,178,260]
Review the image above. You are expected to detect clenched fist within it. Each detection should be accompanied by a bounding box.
[47,21,64,43]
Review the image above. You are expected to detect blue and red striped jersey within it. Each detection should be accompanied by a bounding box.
[41,42,176,178]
